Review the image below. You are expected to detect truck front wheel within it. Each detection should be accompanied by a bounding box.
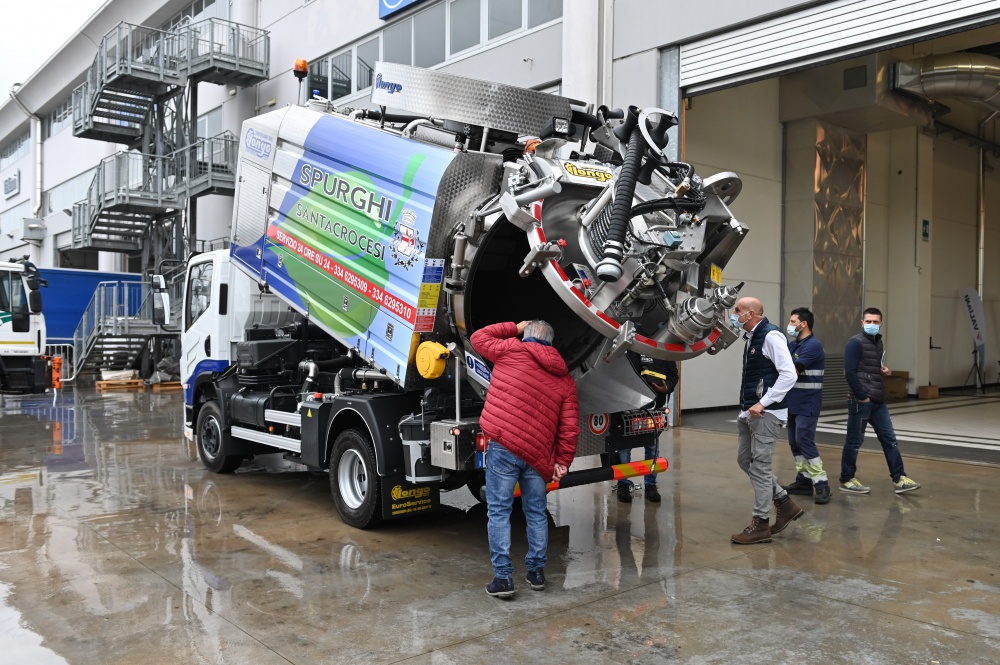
[330,428,382,529]
[196,401,243,474]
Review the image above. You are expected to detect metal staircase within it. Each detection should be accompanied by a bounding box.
[71,281,162,378]
[70,18,268,254]
[64,18,267,382]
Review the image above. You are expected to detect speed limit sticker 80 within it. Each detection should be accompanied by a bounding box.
[588,413,610,435]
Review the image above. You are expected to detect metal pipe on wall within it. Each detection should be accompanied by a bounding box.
[976,111,996,298]
[8,84,42,220]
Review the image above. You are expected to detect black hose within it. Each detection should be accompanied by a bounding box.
[596,119,645,282]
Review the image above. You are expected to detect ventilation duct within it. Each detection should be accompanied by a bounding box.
[779,53,931,132]
[894,53,1000,111]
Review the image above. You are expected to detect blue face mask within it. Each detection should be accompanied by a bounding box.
[730,313,742,328]
[786,324,799,337]
[863,323,880,336]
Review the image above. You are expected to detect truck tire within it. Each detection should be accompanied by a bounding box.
[466,470,487,504]
[330,428,383,529]
[196,401,243,474]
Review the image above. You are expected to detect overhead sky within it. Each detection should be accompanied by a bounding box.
[0,0,107,111]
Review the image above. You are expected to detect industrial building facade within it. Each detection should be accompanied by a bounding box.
[1,0,998,408]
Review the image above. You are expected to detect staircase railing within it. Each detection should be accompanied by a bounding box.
[173,132,238,195]
[184,18,269,76]
[68,280,154,381]
[72,23,182,134]
[72,151,178,248]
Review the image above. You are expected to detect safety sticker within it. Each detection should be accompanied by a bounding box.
[588,413,610,435]
[415,259,445,332]
[465,353,492,387]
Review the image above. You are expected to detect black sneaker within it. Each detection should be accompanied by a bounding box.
[616,482,632,503]
[526,569,545,590]
[814,483,832,505]
[781,475,814,496]
[645,486,661,503]
[485,576,514,598]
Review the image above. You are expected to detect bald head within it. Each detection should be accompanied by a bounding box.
[733,297,765,331]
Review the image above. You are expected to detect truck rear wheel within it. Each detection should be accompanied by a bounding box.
[196,401,243,474]
[466,470,487,504]
[330,428,382,529]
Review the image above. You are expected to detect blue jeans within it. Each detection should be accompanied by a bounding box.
[618,442,658,489]
[485,440,548,579]
[840,399,906,483]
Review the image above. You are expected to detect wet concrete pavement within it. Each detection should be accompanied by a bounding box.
[0,388,998,664]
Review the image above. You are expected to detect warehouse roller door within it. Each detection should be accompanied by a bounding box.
[680,0,1000,94]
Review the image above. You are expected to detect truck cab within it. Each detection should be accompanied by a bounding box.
[0,260,50,393]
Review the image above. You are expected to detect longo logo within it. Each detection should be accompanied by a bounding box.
[375,74,403,95]
[244,128,273,160]
[564,163,613,182]
[391,484,430,501]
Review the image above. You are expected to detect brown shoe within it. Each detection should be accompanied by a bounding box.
[731,516,772,544]
[771,494,805,534]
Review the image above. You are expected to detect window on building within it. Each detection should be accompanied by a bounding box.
[308,58,329,98]
[185,259,214,330]
[197,106,224,139]
[162,0,225,31]
[450,0,480,54]
[384,18,412,65]
[43,99,73,140]
[58,248,100,270]
[488,0,521,39]
[42,169,96,217]
[330,51,352,100]
[528,0,561,28]
[0,200,31,237]
[1,131,30,171]
[414,3,446,68]
[308,0,562,103]
[357,37,380,91]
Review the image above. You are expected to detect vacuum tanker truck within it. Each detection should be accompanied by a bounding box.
[182,63,749,528]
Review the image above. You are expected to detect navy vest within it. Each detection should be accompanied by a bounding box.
[741,318,788,411]
[849,332,886,403]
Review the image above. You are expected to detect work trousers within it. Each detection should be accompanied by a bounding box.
[737,413,788,519]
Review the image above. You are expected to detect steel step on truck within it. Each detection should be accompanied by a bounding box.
[181,62,749,528]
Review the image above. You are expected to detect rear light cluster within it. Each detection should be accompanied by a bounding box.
[623,410,668,435]
[475,431,487,452]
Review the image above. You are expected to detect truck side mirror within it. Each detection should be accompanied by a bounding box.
[151,275,170,326]
[28,290,42,314]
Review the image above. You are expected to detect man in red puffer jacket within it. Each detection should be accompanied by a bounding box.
[471,320,579,599]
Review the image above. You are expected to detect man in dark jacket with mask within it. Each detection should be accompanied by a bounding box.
[780,307,832,504]
[839,307,921,495]
[472,320,579,598]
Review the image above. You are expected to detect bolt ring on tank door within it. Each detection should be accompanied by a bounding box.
[526,220,725,361]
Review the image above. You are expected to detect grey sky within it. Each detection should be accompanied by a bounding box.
[0,0,107,106]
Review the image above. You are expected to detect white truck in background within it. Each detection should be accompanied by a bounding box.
[0,259,51,393]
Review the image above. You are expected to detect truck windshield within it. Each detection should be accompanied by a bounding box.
[0,270,26,312]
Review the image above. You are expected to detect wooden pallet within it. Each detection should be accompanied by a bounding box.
[96,379,145,392]
[149,381,183,393]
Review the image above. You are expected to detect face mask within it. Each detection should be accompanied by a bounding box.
[730,313,743,328]
[863,323,880,336]
[786,324,799,337]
